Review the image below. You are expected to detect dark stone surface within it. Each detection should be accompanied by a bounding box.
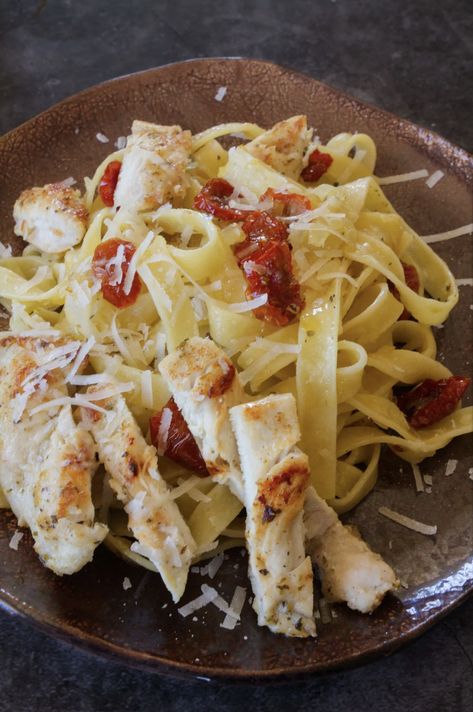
[0,0,472,710]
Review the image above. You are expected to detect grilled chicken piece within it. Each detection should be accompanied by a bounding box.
[158,337,245,501]
[243,115,312,180]
[81,387,196,602]
[230,393,315,638]
[114,121,192,212]
[0,336,107,574]
[304,487,399,613]
[13,183,88,253]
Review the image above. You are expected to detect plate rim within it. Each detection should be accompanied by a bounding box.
[0,56,472,681]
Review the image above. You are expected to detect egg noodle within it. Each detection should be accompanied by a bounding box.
[0,120,471,574]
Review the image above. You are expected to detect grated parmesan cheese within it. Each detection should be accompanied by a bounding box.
[377,169,429,185]
[122,576,132,591]
[96,132,109,143]
[202,552,224,580]
[201,584,240,621]
[411,463,424,492]
[59,176,77,188]
[422,223,473,244]
[221,586,246,630]
[378,506,437,536]
[157,407,172,456]
[178,586,219,617]
[123,230,155,296]
[114,136,127,150]
[214,86,227,102]
[9,530,24,551]
[426,170,444,188]
[445,459,458,477]
[140,369,154,410]
[65,336,96,383]
[226,293,268,313]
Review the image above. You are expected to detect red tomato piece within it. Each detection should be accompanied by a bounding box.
[98,161,122,207]
[389,262,420,320]
[150,398,209,476]
[239,239,304,326]
[300,149,333,183]
[92,238,141,308]
[261,188,311,217]
[193,178,249,221]
[396,376,471,428]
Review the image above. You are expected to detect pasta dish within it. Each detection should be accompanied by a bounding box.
[0,115,471,637]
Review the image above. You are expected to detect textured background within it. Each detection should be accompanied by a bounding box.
[0,0,472,710]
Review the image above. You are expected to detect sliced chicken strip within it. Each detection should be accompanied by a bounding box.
[13,183,88,253]
[304,487,399,613]
[114,121,192,212]
[81,387,196,602]
[0,336,107,574]
[230,393,315,638]
[158,337,245,501]
[243,115,312,180]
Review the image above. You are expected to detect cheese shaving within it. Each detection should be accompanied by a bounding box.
[226,293,268,313]
[456,278,473,286]
[110,314,135,363]
[411,463,424,492]
[96,132,109,143]
[445,459,458,477]
[186,488,212,503]
[377,169,429,185]
[422,223,473,244]
[9,530,24,551]
[157,407,172,456]
[177,586,219,617]
[426,170,444,188]
[140,369,153,409]
[221,586,246,630]
[201,584,239,620]
[123,230,154,296]
[378,506,437,536]
[200,552,224,580]
[214,86,227,102]
[65,336,96,382]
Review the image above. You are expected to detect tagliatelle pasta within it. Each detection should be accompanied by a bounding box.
[0,116,472,584]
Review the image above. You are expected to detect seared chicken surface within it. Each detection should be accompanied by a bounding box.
[0,336,107,574]
[159,337,245,501]
[13,183,88,253]
[81,387,196,602]
[114,120,192,212]
[243,115,312,180]
[304,487,399,613]
[230,394,315,638]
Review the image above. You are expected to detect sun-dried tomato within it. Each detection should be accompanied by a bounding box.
[396,376,471,428]
[193,178,249,221]
[92,238,141,308]
[389,262,420,320]
[300,149,333,183]
[261,188,311,217]
[98,160,122,207]
[150,398,209,476]
[233,210,304,326]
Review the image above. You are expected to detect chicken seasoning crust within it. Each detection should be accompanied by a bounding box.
[0,115,471,639]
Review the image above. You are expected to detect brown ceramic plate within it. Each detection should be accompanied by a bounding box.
[0,58,472,681]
